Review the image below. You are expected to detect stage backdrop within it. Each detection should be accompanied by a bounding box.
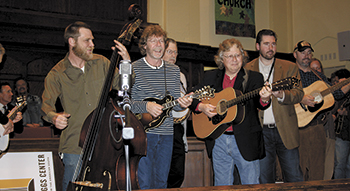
[215,0,256,38]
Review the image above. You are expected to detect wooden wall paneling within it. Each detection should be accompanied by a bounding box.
[0,0,66,13]
[182,137,213,188]
[176,41,217,91]
[0,0,147,21]
[0,0,147,97]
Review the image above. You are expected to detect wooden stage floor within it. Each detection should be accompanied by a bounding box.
[146,179,350,191]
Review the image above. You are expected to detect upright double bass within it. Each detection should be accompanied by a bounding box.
[67,5,146,191]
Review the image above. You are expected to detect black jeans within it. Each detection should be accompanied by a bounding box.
[167,123,186,188]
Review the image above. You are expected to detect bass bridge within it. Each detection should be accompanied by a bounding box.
[72,181,103,189]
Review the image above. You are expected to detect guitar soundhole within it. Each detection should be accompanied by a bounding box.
[210,113,227,125]
[307,100,324,112]
[216,99,228,116]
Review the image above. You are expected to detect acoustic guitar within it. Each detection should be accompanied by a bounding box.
[295,77,350,127]
[0,96,27,152]
[193,77,299,140]
[136,86,214,132]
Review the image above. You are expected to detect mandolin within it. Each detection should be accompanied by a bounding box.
[135,86,214,132]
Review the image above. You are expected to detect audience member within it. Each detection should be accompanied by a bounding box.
[130,25,192,189]
[0,82,22,137]
[331,69,350,179]
[245,29,304,183]
[189,38,272,185]
[163,38,188,188]
[41,21,131,191]
[13,77,43,127]
[0,82,23,137]
[310,58,323,73]
[295,40,350,180]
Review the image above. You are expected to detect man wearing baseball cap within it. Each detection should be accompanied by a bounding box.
[294,40,350,181]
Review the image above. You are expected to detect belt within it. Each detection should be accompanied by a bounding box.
[224,131,234,135]
[263,124,276,128]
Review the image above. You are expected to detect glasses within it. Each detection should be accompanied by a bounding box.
[148,38,165,44]
[223,53,242,60]
[166,49,178,55]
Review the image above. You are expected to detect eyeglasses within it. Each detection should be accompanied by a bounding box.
[166,49,178,55]
[223,53,242,60]
[148,38,165,44]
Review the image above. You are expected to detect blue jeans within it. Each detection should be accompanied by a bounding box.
[137,133,173,189]
[259,127,303,183]
[334,137,350,179]
[212,134,260,185]
[62,153,80,191]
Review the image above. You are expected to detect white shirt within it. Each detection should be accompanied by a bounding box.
[258,58,277,125]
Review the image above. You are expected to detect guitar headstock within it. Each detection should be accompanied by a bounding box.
[7,95,27,120]
[194,86,215,101]
[16,95,27,106]
[271,76,300,91]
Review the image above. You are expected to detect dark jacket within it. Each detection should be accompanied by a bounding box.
[0,111,8,125]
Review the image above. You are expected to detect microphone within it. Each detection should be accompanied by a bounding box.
[119,60,132,92]
[119,60,132,111]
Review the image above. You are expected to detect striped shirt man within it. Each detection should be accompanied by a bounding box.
[131,57,182,135]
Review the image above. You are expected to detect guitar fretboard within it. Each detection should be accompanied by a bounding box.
[225,79,298,108]
[321,77,350,97]
[228,88,262,108]
[162,92,208,110]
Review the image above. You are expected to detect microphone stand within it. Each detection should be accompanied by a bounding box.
[117,60,133,191]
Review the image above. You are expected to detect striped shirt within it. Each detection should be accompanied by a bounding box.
[130,57,181,135]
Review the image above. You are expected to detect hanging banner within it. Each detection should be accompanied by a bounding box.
[215,0,256,38]
[0,152,56,191]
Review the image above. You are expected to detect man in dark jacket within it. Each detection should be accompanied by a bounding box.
[189,38,271,185]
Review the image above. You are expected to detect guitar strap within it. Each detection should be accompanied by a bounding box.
[265,57,276,83]
[163,62,170,95]
[310,68,330,88]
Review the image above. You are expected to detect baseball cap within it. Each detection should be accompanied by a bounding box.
[294,40,314,52]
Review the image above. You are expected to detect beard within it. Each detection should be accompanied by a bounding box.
[168,58,176,64]
[18,87,27,95]
[260,50,275,60]
[300,58,311,68]
[73,44,93,61]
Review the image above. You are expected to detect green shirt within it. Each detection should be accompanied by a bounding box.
[41,53,120,154]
